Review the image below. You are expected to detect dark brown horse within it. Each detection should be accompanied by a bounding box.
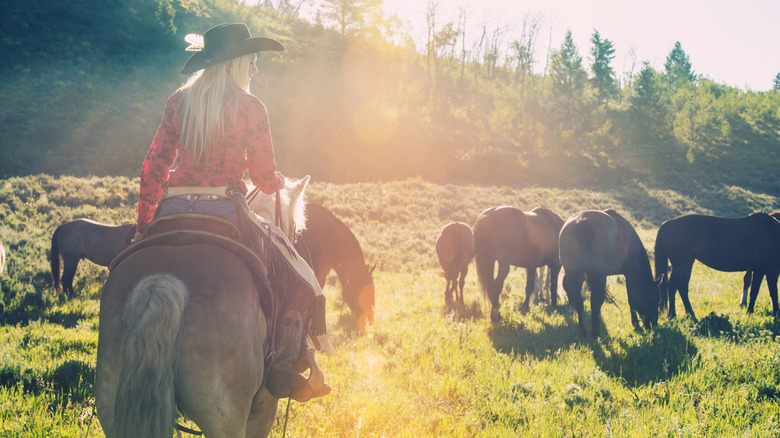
[739,212,780,308]
[294,203,376,330]
[559,209,658,337]
[435,222,474,307]
[96,180,311,437]
[655,212,780,320]
[474,206,564,322]
[50,219,135,298]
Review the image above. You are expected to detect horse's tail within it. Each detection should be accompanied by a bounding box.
[114,275,188,438]
[653,227,669,308]
[50,226,62,295]
[473,229,494,303]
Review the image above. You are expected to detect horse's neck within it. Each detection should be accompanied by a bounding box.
[332,246,369,286]
[248,189,305,241]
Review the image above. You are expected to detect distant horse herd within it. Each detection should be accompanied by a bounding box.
[43,201,780,339]
[437,207,780,337]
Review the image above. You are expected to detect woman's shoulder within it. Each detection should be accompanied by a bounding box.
[165,90,186,107]
[234,90,267,116]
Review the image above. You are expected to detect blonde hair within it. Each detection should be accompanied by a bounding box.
[177,53,254,163]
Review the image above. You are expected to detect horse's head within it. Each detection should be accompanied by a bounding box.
[637,277,660,329]
[344,262,376,331]
[247,175,310,242]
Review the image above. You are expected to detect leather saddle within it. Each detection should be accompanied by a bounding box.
[109,213,276,324]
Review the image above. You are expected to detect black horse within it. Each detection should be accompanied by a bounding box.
[655,212,780,320]
[559,209,658,337]
[739,212,780,308]
[474,206,564,322]
[295,203,376,330]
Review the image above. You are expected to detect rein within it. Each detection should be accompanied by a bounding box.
[175,423,203,436]
[275,190,283,230]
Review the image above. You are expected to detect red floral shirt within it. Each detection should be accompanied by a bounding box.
[136,88,283,233]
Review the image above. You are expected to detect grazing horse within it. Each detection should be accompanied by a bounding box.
[559,209,658,338]
[294,203,376,330]
[96,179,312,438]
[655,212,780,320]
[474,206,564,322]
[740,212,780,307]
[50,219,135,298]
[435,222,474,307]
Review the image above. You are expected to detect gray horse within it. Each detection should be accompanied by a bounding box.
[50,219,135,298]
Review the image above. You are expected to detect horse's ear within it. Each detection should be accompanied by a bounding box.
[368,262,377,275]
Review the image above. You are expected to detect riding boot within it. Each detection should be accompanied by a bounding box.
[265,310,330,402]
[265,309,305,399]
[290,347,331,403]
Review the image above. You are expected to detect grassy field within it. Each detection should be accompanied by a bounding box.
[1,175,779,437]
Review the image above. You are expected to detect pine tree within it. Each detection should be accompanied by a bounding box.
[630,62,670,143]
[590,30,616,109]
[664,41,696,85]
[774,73,780,91]
[319,0,381,38]
[549,30,587,136]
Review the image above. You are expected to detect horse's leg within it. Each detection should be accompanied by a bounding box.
[667,260,693,320]
[457,266,467,306]
[520,267,537,314]
[674,263,697,321]
[533,267,543,305]
[491,262,510,322]
[747,270,766,314]
[444,275,454,306]
[562,272,586,336]
[740,270,752,307]
[245,389,279,438]
[61,256,79,299]
[764,271,780,317]
[587,273,607,338]
[549,264,562,308]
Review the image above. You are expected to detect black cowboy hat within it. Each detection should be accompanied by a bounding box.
[180,23,285,75]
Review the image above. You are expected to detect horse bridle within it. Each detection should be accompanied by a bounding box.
[247,186,291,237]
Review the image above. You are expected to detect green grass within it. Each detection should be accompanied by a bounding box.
[1,175,779,437]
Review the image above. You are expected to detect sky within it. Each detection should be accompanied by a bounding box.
[373,0,780,91]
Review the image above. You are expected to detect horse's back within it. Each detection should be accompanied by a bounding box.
[474,206,525,256]
[526,207,564,259]
[56,218,133,266]
[659,213,780,270]
[559,210,628,274]
[97,244,270,437]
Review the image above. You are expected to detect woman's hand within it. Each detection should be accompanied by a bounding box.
[132,230,144,243]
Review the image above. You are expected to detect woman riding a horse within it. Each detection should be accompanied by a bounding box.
[132,23,328,403]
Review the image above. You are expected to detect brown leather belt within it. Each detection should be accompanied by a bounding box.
[171,193,225,202]
[162,186,241,202]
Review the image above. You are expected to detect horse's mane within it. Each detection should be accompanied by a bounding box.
[604,209,653,281]
[247,176,308,237]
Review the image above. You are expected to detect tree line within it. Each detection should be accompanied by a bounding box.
[1,0,778,195]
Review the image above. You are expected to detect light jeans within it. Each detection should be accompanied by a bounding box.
[157,197,239,225]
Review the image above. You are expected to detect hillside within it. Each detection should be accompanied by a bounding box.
[1,0,778,197]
